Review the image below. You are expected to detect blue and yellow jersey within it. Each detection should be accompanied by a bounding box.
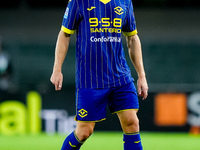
[62,0,137,89]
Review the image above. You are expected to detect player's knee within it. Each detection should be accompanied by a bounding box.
[124,117,140,133]
[78,127,93,141]
[76,123,94,141]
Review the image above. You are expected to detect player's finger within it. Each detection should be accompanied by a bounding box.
[56,76,63,90]
[138,85,142,96]
[57,81,62,90]
[54,80,60,91]
[142,87,148,100]
[50,76,54,84]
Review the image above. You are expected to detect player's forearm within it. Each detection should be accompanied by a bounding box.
[126,34,146,77]
[53,30,70,72]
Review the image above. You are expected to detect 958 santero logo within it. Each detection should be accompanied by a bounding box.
[89,17,122,34]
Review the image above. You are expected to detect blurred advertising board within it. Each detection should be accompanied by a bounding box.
[0,90,200,135]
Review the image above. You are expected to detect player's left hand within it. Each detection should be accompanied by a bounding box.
[137,76,148,100]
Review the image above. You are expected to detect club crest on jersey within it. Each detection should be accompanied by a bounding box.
[64,7,69,19]
[114,6,124,15]
[78,109,88,118]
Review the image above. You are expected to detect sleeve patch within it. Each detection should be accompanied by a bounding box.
[64,7,69,19]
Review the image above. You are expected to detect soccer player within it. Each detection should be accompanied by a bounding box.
[50,0,148,149]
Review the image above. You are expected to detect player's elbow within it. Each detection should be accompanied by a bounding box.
[126,34,138,48]
[58,30,70,39]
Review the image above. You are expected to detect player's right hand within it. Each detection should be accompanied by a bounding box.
[50,71,63,91]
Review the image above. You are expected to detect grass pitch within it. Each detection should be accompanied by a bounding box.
[0,132,199,150]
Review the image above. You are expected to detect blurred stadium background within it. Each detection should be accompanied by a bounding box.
[0,0,200,149]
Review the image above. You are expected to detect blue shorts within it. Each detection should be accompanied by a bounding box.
[75,82,139,122]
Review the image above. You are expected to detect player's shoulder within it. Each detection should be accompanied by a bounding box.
[67,0,82,8]
[70,0,81,4]
[68,0,80,5]
[118,0,132,7]
[126,0,133,6]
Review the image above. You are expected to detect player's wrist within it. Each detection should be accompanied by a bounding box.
[53,64,62,72]
[137,72,146,78]
[53,67,62,73]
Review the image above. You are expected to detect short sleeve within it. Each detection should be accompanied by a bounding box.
[122,1,137,36]
[61,0,81,34]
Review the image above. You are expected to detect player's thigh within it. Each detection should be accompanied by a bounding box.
[75,121,95,135]
[75,88,109,122]
[109,82,139,113]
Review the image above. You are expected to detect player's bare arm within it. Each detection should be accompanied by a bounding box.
[126,34,148,100]
[50,30,70,91]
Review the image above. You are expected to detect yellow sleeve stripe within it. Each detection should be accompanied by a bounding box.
[61,26,75,34]
[123,30,138,36]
